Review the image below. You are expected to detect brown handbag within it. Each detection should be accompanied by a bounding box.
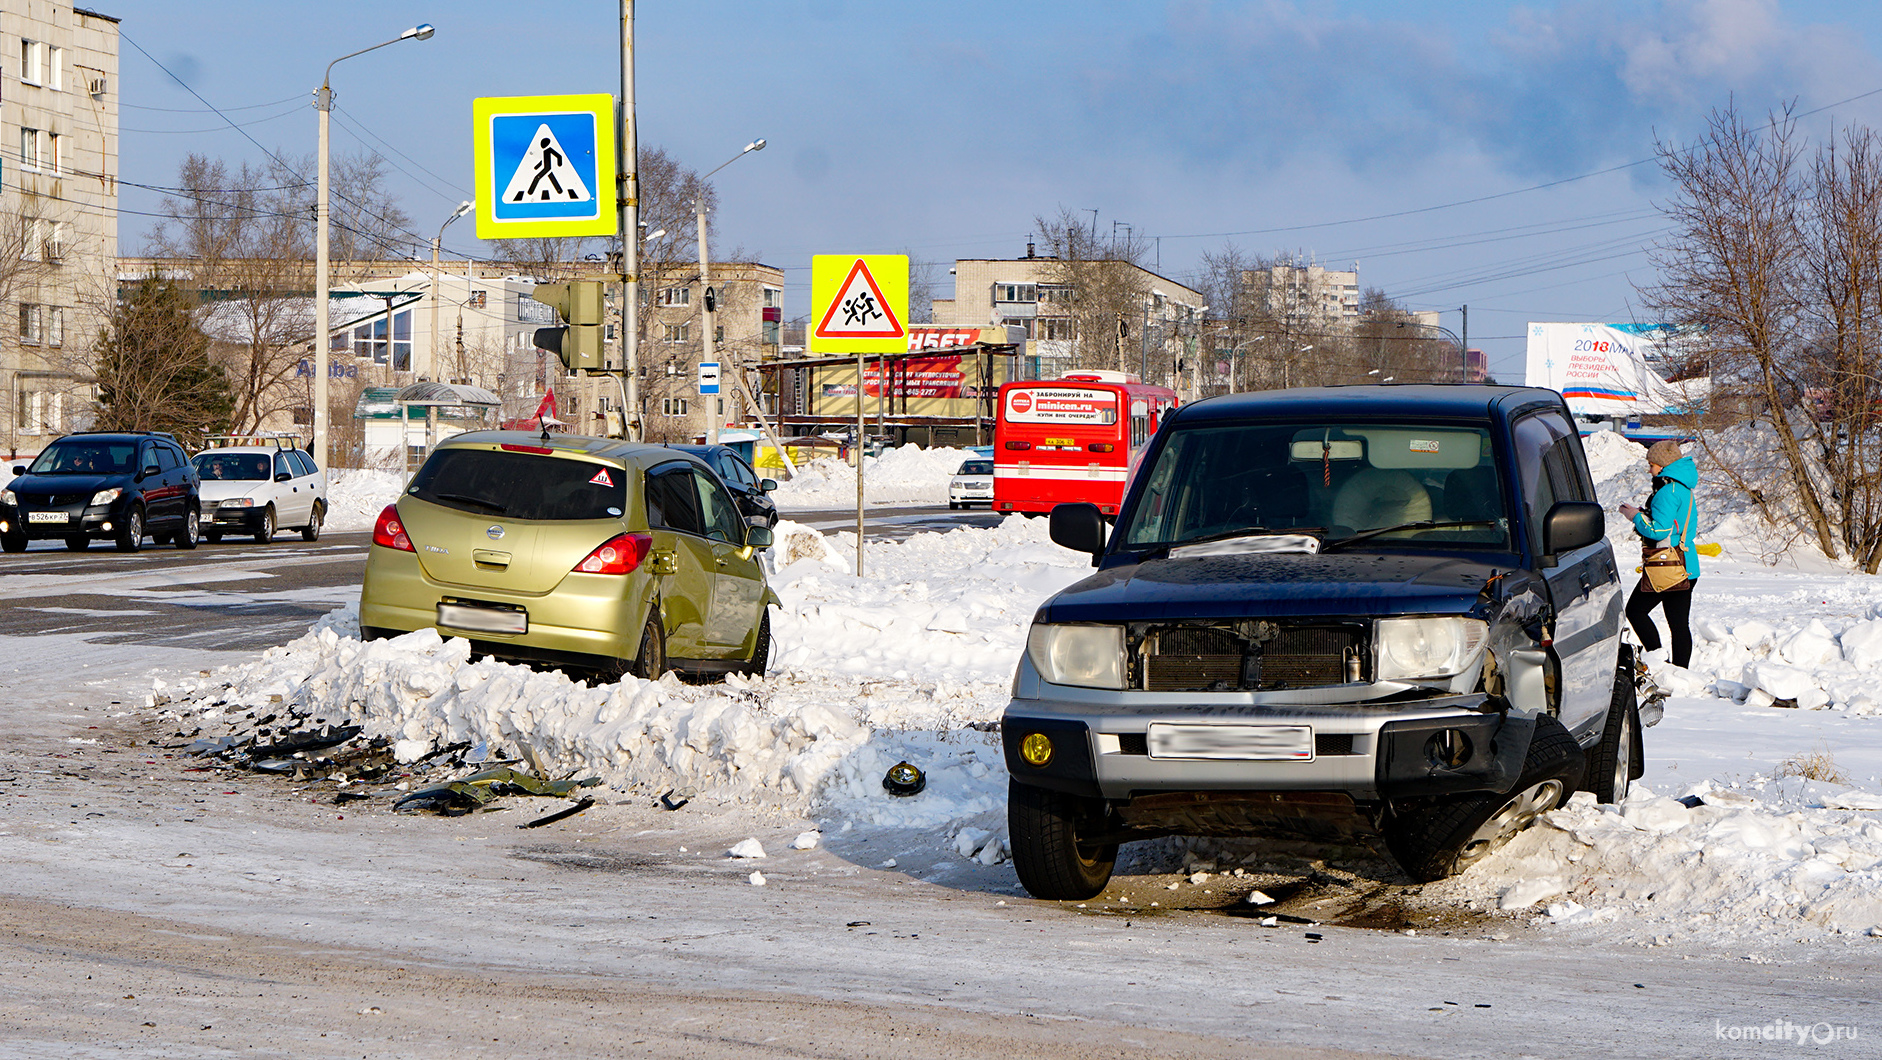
[1637,494,1694,593]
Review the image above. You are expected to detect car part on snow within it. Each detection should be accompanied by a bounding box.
[393,766,600,814]
[659,789,690,811]
[883,761,925,797]
[520,796,596,829]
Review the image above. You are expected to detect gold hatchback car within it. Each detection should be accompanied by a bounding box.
[359,431,778,680]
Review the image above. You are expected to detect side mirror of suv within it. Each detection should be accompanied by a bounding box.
[1543,501,1605,560]
[10,466,22,476]
[1049,502,1107,564]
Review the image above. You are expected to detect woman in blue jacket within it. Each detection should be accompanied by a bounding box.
[1618,440,1700,667]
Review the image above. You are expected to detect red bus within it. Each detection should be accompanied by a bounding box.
[993,370,1179,517]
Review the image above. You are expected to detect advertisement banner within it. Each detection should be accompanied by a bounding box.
[863,355,965,399]
[1524,323,1706,417]
[1003,386,1118,425]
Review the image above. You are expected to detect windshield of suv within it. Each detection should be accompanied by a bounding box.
[1121,422,1509,550]
[26,442,137,475]
[958,460,993,476]
[192,453,271,481]
[408,448,628,521]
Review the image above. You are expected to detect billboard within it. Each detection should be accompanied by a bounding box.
[1524,323,1706,417]
[863,354,967,399]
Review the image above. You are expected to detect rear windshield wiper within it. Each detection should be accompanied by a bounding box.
[434,492,508,514]
[1318,520,1497,552]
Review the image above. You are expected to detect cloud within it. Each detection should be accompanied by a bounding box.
[1072,0,1882,180]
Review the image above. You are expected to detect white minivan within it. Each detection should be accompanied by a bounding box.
[191,437,328,543]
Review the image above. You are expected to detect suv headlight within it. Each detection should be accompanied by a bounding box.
[1375,617,1487,680]
[89,488,121,507]
[0,488,14,506]
[1027,623,1126,689]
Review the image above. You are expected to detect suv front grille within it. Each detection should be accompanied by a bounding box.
[1137,621,1367,692]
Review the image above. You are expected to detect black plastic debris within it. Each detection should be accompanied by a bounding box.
[520,796,595,829]
[334,791,371,806]
[659,790,690,811]
[883,761,925,797]
[1677,794,1705,808]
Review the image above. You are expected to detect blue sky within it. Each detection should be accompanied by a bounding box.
[115,0,1882,379]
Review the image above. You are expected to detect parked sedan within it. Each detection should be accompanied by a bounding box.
[948,458,994,509]
[1,431,200,552]
[669,444,779,527]
[359,431,777,681]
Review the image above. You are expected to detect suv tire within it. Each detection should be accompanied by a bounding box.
[114,507,144,553]
[66,534,89,551]
[302,503,323,542]
[1,527,25,553]
[1009,780,1118,900]
[254,505,275,544]
[174,507,200,550]
[1585,650,1639,804]
[1385,713,1583,882]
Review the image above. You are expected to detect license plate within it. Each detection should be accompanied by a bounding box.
[1042,437,1074,447]
[437,601,527,635]
[1147,723,1313,761]
[27,511,68,524]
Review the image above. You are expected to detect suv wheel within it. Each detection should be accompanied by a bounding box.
[301,503,324,542]
[254,505,275,544]
[174,507,200,550]
[1008,780,1118,900]
[631,615,667,680]
[114,507,144,553]
[1585,650,1639,804]
[1384,713,1584,882]
[1,527,25,553]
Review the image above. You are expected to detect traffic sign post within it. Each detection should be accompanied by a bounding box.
[811,255,909,577]
[698,361,721,395]
[473,94,618,240]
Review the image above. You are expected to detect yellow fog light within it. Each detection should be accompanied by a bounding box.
[1020,732,1053,767]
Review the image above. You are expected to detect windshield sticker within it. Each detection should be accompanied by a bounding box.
[607,507,622,516]
[589,468,615,486]
[1409,438,1442,453]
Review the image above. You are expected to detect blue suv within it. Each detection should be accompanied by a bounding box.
[2,432,202,552]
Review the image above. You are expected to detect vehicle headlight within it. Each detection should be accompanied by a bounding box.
[0,489,13,506]
[89,488,121,506]
[1027,623,1126,689]
[220,497,255,508]
[1375,617,1487,680]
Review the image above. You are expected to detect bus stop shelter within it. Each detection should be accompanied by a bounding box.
[392,381,501,475]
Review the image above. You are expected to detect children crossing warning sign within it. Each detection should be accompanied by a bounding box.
[811,255,909,353]
[473,94,617,239]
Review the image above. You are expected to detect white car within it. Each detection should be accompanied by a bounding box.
[191,441,328,543]
[948,458,994,509]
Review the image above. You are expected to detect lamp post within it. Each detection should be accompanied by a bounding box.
[1393,320,1465,382]
[1210,329,1265,395]
[430,199,471,382]
[312,22,434,469]
[694,138,765,445]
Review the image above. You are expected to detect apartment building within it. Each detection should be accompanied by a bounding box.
[632,259,783,442]
[1241,262,1360,330]
[2,1,116,455]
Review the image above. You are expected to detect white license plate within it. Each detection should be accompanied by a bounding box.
[437,602,527,635]
[1147,723,1313,761]
[27,511,68,524]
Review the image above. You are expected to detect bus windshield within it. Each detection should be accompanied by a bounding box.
[1121,422,1509,551]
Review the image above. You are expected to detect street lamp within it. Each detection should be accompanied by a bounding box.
[430,199,472,382]
[1393,320,1465,382]
[695,138,764,444]
[312,22,435,470]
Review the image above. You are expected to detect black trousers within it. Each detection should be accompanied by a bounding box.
[1626,580,1696,668]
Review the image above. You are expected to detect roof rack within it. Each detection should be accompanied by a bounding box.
[202,434,304,450]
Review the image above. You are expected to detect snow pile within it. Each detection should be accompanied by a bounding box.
[325,468,404,533]
[161,517,1089,832]
[1443,782,1882,939]
[770,445,977,509]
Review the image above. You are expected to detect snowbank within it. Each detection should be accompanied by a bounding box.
[325,468,404,533]
[770,445,977,509]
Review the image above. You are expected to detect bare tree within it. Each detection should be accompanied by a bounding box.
[1032,207,1153,373]
[906,253,940,324]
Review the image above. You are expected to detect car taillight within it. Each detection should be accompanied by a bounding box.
[1088,443,1115,453]
[574,532,652,574]
[372,504,414,552]
[1004,440,1032,450]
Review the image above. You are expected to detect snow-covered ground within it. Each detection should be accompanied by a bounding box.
[769,444,976,509]
[159,430,1882,949]
[324,467,403,533]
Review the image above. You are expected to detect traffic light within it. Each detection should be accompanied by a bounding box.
[531,280,606,372]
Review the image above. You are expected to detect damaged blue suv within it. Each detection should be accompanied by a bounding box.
[1004,386,1638,898]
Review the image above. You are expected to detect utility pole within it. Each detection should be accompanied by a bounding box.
[1460,303,1469,382]
[618,0,641,439]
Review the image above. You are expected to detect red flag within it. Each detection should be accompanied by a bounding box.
[534,389,556,421]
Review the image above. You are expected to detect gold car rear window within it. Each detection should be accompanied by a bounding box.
[409,449,627,521]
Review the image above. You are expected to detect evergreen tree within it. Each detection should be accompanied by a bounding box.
[94,276,233,448]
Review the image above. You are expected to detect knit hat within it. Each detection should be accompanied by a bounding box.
[1646,440,1682,468]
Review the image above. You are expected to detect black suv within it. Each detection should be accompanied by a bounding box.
[2,432,202,552]
[1003,386,1637,898]
[670,444,779,527]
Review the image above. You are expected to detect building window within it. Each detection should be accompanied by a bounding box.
[47,307,63,347]
[657,286,689,307]
[20,40,42,86]
[663,322,689,344]
[662,397,689,417]
[714,325,724,343]
[20,128,40,171]
[17,389,62,434]
[762,320,780,345]
[994,282,1037,303]
[44,221,65,262]
[19,304,43,345]
[1038,317,1075,341]
[762,287,782,308]
[1039,284,1072,305]
[48,133,61,175]
[21,219,40,261]
[47,45,62,90]
[1000,317,1035,339]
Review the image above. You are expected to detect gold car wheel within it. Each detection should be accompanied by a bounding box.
[633,616,667,680]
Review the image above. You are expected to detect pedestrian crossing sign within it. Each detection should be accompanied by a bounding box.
[473,94,617,239]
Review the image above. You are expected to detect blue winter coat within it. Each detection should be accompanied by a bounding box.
[1632,455,1700,579]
